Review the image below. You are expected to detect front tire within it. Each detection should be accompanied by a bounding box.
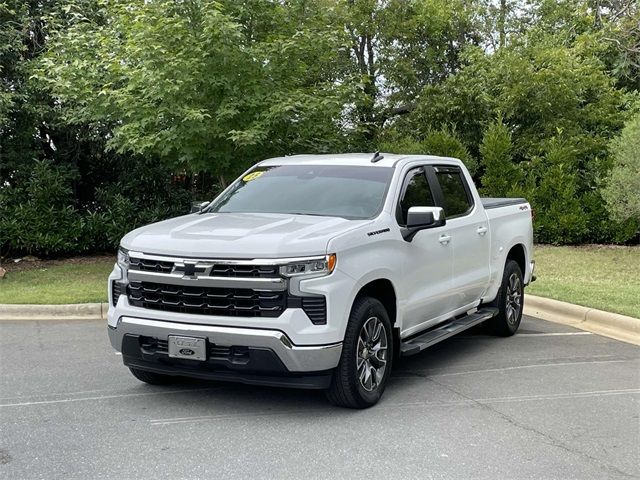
[129,367,176,385]
[326,297,393,409]
[487,259,524,336]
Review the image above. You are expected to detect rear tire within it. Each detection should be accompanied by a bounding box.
[487,259,524,336]
[129,367,176,385]
[326,297,393,409]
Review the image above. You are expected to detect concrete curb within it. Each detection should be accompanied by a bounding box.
[524,295,640,346]
[0,303,108,321]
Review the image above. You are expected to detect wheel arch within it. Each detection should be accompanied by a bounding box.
[506,243,526,276]
[354,278,399,359]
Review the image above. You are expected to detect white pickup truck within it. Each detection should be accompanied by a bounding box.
[108,153,534,408]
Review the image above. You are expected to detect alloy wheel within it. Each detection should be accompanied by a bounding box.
[506,273,522,325]
[356,316,388,392]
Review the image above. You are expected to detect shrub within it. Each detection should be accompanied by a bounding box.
[523,138,588,244]
[479,116,524,197]
[601,114,640,231]
[0,157,194,257]
[0,160,84,256]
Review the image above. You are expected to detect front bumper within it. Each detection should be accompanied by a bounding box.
[109,316,342,382]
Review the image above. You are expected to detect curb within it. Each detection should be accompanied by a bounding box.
[524,295,640,346]
[0,303,108,321]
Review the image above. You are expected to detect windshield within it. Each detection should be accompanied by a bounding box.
[208,165,393,219]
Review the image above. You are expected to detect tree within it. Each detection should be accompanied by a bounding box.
[479,116,523,197]
[38,0,351,183]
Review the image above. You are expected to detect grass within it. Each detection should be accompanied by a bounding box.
[527,245,640,319]
[0,259,114,304]
[0,246,638,318]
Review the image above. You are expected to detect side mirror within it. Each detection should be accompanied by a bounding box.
[402,206,446,241]
[190,201,210,214]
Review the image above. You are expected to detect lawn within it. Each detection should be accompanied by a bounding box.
[0,257,114,304]
[527,245,640,319]
[0,246,638,318]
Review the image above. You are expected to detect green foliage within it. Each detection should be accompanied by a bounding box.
[86,158,194,250]
[403,29,632,243]
[601,114,640,229]
[0,160,83,255]
[0,158,194,256]
[380,127,477,175]
[37,0,351,178]
[479,117,523,197]
[524,138,588,244]
[2,0,639,256]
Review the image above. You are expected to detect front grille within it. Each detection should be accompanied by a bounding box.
[127,281,287,317]
[129,258,174,273]
[128,257,279,278]
[208,264,278,278]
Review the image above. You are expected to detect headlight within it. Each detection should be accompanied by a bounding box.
[279,254,336,277]
[117,247,130,270]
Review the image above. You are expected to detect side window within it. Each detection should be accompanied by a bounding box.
[398,168,435,225]
[436,168,472,218]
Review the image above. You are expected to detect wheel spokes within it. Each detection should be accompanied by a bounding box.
[356,317,388,392]
[506,273,523,325]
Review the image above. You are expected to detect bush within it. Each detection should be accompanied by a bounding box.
[601,114,640,230]
[479,117,524,197]
[523,138,588,244]
[85,157,194,251]
[0,158,194,257]
[0,160,84,256]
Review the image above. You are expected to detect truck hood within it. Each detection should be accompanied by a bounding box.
[121,212,369,258]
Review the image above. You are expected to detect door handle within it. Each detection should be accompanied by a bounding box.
[439,234,451,245]
[477,226,488,236]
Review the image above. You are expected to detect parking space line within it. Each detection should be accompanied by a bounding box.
[429,359,634,378]
[148,388,640,426]
[516,332,593,336]
[0,387,219,408]
[478,388,640,404]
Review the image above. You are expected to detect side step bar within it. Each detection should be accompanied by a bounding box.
[400,307,499,356]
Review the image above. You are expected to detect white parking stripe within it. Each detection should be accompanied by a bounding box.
[149,388,640,426]
[429,359,633,378]
[478,388,640,404]
[517,332,593,336]
[0,387,218,408]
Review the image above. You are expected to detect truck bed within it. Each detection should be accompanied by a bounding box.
[481,197,528,209]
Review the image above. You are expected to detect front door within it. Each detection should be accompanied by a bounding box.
[396,166,454,337]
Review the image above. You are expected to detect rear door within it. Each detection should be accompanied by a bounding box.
[431,165,491,310]
[396,166,454,336]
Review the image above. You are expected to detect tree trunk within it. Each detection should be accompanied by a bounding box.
[498,0,507,48]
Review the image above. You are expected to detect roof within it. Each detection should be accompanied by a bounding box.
[259,153,462,168]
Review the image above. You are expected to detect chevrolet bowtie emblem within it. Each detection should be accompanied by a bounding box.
[173,262,208,279]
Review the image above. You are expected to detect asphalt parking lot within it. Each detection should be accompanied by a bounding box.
[0,315,638,479]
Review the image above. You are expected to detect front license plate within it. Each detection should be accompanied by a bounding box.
[168,336,206,361]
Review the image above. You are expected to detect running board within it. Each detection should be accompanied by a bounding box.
[400,307,499,356]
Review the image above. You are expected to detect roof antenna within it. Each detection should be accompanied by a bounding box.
[371,151,384,163]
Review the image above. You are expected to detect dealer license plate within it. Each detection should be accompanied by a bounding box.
[168,336,206,361]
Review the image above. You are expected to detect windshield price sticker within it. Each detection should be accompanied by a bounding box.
[242,171,264,182]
